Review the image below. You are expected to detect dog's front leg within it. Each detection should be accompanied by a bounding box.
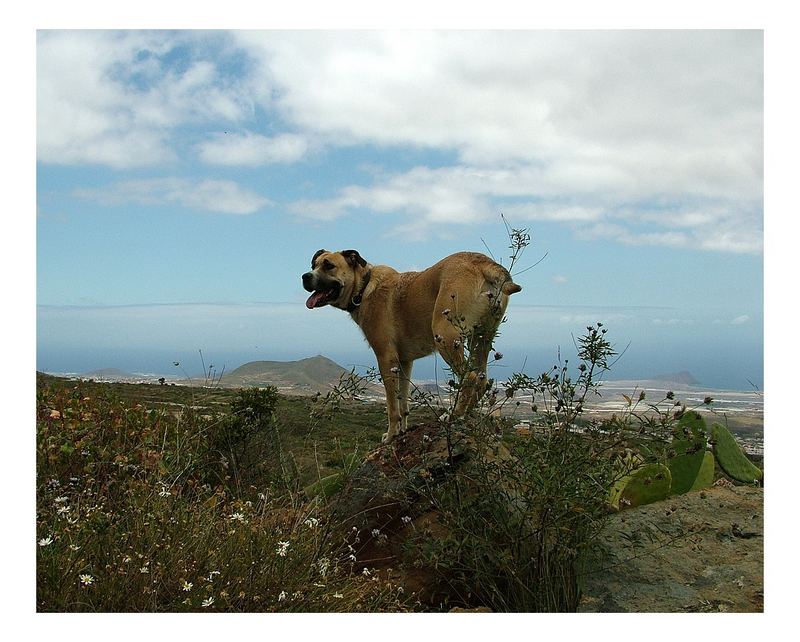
[377,355,403,443]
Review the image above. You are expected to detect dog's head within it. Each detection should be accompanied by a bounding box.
[302,249,368,310]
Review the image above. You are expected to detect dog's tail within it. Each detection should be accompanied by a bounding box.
[482,263,522,296]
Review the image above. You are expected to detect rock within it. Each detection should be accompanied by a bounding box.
[578,485,763,612]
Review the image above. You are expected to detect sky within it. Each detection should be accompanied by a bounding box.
[35,28,765,389]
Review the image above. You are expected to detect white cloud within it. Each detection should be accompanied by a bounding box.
[74,178,270,215]
[37,30,260,168]
[241,30,762,251]
[237,30,761,189]
[730,314,751,325]
[197,132,311,166]
[37,30,763,252]
[652,318,695,326]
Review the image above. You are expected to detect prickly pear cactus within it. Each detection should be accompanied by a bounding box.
[710,422,762,484]
[689,451,715,492]
[674,410,707,439]
[612,463,672,510]
[668,411,709,495]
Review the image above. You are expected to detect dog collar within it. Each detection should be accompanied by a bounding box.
[347,270,372,313]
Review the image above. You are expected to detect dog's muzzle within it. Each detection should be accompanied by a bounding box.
[302,272,341,309]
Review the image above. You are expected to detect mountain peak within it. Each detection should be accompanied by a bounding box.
[222,355,348,391]
[648,371,700,386]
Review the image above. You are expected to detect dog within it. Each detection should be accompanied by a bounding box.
[302,250,521,443]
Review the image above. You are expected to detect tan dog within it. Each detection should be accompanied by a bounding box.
[302,250,521,442]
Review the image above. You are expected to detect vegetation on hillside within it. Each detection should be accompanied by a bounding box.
[35,373,411,612]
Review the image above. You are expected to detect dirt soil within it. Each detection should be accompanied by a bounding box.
[578,483,763,612]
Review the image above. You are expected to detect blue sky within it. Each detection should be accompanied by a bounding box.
[36,29,764,389]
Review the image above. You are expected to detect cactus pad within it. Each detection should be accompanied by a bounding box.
[613,463,672,510]
[668,412,709,495]
[689,451,715,491]
[710,423,762,484]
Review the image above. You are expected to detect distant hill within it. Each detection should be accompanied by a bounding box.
[221,355,348,391]
[647,371,700,386]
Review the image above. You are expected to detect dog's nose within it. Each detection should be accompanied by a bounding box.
[302,272,314,291]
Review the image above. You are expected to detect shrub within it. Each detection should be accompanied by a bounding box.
[410,323,626,611]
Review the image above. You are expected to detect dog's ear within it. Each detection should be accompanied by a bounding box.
[342,249,367,269]
[311,249,326,268]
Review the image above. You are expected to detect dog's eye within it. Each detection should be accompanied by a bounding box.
[322,260,335,270]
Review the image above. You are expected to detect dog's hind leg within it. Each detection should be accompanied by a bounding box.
[432,316,474,417]
[433,292,507,418]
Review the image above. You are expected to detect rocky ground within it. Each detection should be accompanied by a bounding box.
[578,482,763,612]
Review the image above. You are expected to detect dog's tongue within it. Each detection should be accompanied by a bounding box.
[306,290,327,309]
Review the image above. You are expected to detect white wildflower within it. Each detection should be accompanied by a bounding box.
[401,515,412,524]
[181,580,193,592]
[333,592,344,599]
[278,591,287,602]
[79,574,95,586]
[275,541,290,557]
[201,596,214,608]
[230,512,246,523]
[371,528,380,538]
[303,517,320,528]
[38,536,54,547]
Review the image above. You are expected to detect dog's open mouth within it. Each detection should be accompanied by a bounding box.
[305,284,341,309]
